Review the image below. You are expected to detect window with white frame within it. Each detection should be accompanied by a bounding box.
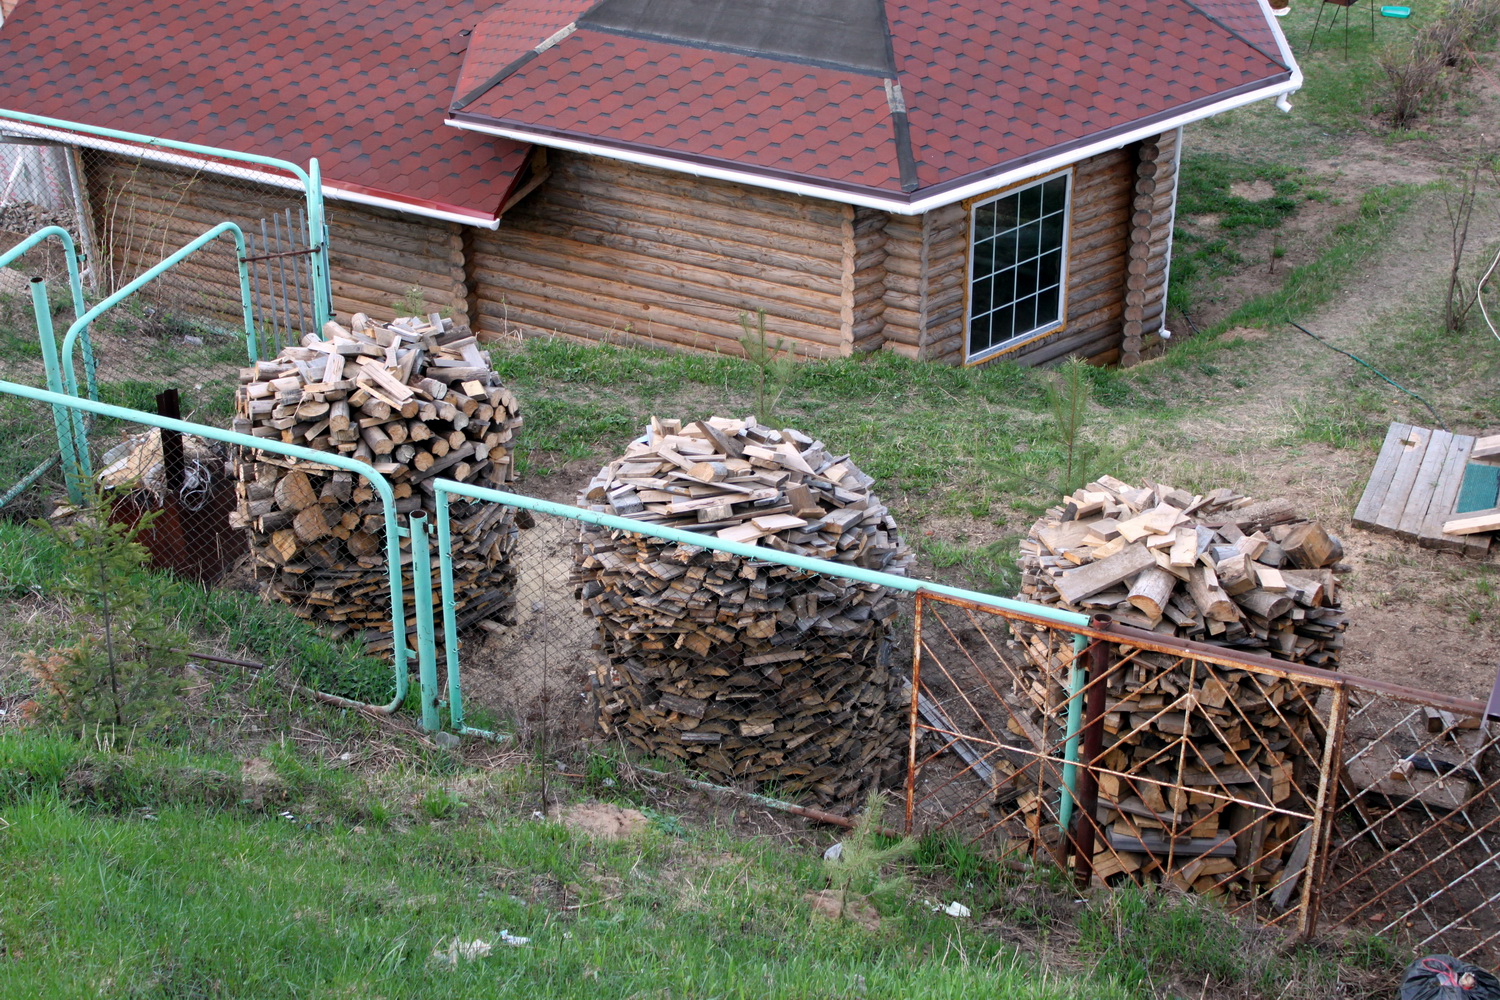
[966,170,1070,361]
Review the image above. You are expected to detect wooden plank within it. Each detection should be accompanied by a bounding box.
[1344,755,1471,811]
[1397,428,1453,538]
[1471,433,1500,459]
[1372,425,1433,532]
[1352,423,1414,529]
[1418,433,1476,551]
[1441,507,1500,536]
[1053,543,1156,604]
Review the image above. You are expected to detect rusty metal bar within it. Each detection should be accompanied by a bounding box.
[1299,681,1347,937]
[1071,614,1113,887]
[906,591,925,835]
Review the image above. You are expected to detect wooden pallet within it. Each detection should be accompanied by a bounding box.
[1353,423,1490,555]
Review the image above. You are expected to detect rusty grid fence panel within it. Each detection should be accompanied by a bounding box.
[1318,680,1499,965]
[905,591,1346,935]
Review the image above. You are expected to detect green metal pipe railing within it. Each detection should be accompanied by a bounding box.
[29,278,88,505]
[0,379,412,715]
[424,477,1091,740]
[1056,633,1092,837]
[0,225,95,400]
[409,512,442,733]
[0,108,331,330]
[46,221,259,495]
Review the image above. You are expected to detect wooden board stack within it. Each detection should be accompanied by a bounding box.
[1009,476,1349,899]
[230,313,524,651]
[573,416,914,803]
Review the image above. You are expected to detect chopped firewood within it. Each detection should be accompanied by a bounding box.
[233,313,525,654]
[574,416,913,805]
[1011,477,1349,904]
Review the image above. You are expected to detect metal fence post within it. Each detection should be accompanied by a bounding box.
[410,510,441,733]
[1300,681,1349,938]
[29,277,85,504]
[906,591,925,835]
[306,158,331,330]
[1071,614,1114,888]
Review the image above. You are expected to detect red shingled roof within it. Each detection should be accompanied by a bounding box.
[451,0,1296,207]
[0,0,534,223]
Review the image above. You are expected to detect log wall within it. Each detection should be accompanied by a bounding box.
[467,152,855,358]
[85,138,1177,370]
[83,154,470,336]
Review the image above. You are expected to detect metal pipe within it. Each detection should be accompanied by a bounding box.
[29,277,86,505]
[430,480,1092,629]
[409,511,441,732]
[58,223,255,459]
[0,226,95,402]
[1071,614,1115,887]
[0,452,59,511]
[1056,632,1091,836]
[306,158,331,329]
[429,493,505,742]
[0,379,411,714]
[905,592,925,834]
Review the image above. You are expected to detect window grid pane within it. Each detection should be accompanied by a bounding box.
[968,172,1069,361]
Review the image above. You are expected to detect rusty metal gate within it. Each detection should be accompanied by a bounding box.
[904,589,1499,962]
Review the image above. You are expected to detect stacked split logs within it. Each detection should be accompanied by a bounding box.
[574,416,913,803]
[1006,476,1347,899]
[231,313,524,652]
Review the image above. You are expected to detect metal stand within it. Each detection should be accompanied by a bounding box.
[1308,0,1377,59]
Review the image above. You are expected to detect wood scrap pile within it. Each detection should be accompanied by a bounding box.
[574,416,913,803]
[230,313,524,652]
[1005,476,1349,899]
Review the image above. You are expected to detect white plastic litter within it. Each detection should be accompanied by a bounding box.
[823,842,844,862]
[430,937,492,966]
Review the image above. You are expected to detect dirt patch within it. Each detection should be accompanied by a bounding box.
[553,801,649,839]
[461,514,597,736]
[804,889,882,931]
[1230,179,1276,200]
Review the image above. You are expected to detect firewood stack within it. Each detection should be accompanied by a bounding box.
[230,313,524,652]
[1006,476,1348,899]
[573,416,914,803]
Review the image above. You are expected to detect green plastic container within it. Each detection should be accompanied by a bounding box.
[1381,5,1412,16]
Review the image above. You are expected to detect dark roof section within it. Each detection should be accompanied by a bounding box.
[581,0,895,75]
[451,0,1296,207]
[0,0,534,223]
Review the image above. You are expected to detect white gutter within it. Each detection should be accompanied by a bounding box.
[0,118,500,228]
[1255,0,1306,112]
[446,75,1300,216]
[320,184,500,229]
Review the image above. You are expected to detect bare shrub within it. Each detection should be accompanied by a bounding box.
[1378,37,1446,129]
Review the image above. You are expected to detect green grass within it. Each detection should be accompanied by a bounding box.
[0,736,1130,1000]
[0,519,392,705]
[0,734,1386,999]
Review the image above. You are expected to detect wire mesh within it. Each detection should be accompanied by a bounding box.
[1319,682,1500,965]
[438,502,916,810]
[906,593,1345,931]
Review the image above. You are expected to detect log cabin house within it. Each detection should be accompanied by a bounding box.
[0,0,1299,367]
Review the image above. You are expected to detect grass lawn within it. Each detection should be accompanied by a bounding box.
[0,734,1389,999]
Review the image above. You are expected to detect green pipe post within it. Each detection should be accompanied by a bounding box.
[409,511,441,732]
[0,109,328,325]
[306,159,331,329]
[0,226,96,401]
[0,379,411,715]
[433,490,503,741]
[0,453,59,511]
[29,278,86,505]
[1056,633,1091,837]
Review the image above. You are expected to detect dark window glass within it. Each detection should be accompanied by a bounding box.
[1038,248,1063,291]
[1013,294,1037,335]
[1017,221,1041,262]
